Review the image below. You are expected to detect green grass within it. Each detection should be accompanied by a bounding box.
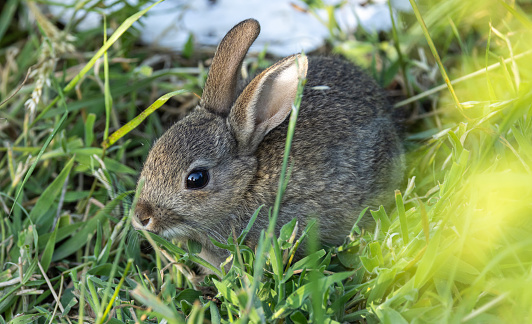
[1,0,532,323]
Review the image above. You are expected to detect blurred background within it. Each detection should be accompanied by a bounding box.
[47,0,412,56]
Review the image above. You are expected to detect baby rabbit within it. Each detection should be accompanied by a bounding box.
[132,19,404,271]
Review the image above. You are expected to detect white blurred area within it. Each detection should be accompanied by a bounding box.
[47,0,411,56]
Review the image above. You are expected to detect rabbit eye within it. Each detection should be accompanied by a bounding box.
[186,169,209,190]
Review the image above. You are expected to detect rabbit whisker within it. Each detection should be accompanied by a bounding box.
[162,222,228,245]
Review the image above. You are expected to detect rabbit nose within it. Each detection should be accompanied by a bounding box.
[135,200,153,228]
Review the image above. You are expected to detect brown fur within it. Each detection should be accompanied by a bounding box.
[133,19,405,272]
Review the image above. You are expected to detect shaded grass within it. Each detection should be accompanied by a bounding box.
[1,0,532,323]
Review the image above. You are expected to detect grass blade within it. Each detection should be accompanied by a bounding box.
[40,225,58,272]
[497,0,532,29]
[103,15,112,141]
[395,190,409,245]
[84,113,96,146]
[130,284,183,324]
[10,111,69,215]
[101,89,188,149]
[0,0,17,44]
[28,156,74,225]
[98,259,133,324]
[407,0,466,118]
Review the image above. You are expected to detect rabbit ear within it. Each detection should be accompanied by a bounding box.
[201,19,260,116]
[229,54,308,154]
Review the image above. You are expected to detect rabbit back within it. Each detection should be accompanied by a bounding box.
[243,56,404,246]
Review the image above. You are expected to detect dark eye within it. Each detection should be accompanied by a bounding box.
[186,169,209,190]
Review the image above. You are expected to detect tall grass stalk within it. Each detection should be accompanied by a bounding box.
[241,55,307,323]
[408,0,466,117]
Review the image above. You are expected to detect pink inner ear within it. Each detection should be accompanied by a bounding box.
[253,55,308,134]
[229,54,308,153]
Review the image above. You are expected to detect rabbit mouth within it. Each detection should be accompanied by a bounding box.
[160,226,189,239]
[160,221,228,246]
